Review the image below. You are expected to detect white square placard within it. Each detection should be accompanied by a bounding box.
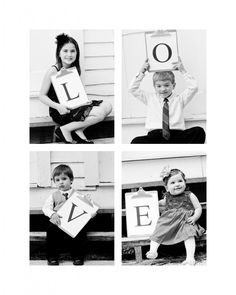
[145,30,179,72]
[51,67,90,109]
[125,188,159,237]
[55,192,99,238]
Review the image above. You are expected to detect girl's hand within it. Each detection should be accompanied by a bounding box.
[187,216,196,225]
[90,211,97,218]
[172,56,186,73]
[140,59,150,74]
[56,104,70,115]
[50,213,62,226]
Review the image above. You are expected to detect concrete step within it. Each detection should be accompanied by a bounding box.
[93,137,114,144]
[30,260,114,265]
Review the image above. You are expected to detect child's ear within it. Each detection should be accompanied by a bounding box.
[173,83,176,89]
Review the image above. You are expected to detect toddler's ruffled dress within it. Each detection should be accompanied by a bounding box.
[150,191,205,244]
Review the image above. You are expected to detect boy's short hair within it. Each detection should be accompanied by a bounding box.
[52,164,74,181]
[153,71,175,86]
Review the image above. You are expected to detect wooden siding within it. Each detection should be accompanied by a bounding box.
[30,151,114,209]
[122,152,206,186]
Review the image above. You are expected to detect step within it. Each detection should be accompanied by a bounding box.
[30,260,114,265]
[122,233,206,263]
[93,137,114,144]
[122,253,206,266]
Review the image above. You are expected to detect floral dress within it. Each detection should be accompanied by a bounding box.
[150,191,205,245]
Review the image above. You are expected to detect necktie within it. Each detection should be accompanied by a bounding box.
[63,193,68,200]
[162,98,170,140]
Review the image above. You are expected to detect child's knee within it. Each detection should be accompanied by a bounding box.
[102,101,112,116]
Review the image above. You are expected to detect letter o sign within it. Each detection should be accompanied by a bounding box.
[152,43,172,63]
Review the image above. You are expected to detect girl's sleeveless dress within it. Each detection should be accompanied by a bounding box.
[150,191,205,245]
[47,65,103,126]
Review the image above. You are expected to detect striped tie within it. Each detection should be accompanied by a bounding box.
[162,98,170,140]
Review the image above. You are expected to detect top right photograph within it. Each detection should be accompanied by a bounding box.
[122,30,206,144]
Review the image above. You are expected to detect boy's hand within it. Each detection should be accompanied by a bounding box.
[56,104,70,115]
[172,56,186,73]
[140,59,150,74]
[50,213,62,226]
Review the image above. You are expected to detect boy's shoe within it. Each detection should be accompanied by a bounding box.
[47,259,59,265]
[73,259,84,265]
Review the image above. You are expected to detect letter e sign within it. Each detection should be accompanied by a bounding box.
[125,188,159,237]
[145,30,179,71]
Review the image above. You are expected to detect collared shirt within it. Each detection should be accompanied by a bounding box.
[128,72,198,131]
[42,188,73,218]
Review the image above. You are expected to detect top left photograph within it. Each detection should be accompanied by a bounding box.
[30,30,114,144]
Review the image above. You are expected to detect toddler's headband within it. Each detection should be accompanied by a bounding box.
[160,166,185,183]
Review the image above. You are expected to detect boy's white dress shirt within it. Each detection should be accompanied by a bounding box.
[128,72,198,131]
[42,188,73,218]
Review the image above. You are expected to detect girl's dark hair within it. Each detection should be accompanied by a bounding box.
[55,33,81,75]
[163,168,186,186]
[52,164,74,181]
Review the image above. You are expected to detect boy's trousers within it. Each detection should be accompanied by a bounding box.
[131,126,205,144]
[46,223,87,261]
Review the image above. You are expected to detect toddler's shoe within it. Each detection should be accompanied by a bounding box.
[73,259,84,265]
[47,259,59,265]
[182,259,196,266]
[146,251,158,259]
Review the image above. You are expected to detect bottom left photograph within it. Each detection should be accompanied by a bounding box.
[29,151,114,266]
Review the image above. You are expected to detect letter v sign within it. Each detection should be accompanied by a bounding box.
[67,202,88,222]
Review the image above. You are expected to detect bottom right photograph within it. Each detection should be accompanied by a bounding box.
[122,151,206,266]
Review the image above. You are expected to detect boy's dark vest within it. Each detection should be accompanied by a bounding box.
[52,189,76,212]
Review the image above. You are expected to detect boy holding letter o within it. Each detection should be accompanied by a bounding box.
[129,57,205,144]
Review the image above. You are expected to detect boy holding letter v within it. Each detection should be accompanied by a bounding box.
[42,164,97,265]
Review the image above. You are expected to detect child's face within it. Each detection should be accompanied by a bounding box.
[54,173,72,191]
[154,80,175,99]
[166,173,186,195]
[59,42,77,67]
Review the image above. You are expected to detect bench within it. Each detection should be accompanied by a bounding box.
[30,231,114,242]
[30,116,114,143]
[30,115,114,128]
